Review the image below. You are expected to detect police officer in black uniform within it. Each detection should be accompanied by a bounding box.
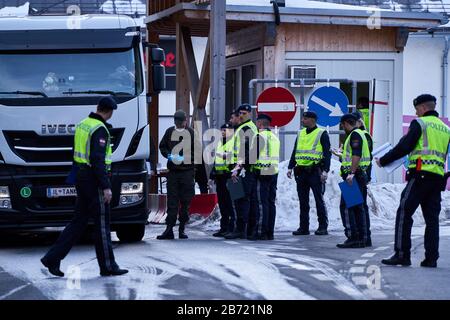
[157,110,196,240]
[211,123,236,237]
[287,111,331,236]
[352,111,373,246]
[41,97,128,277]
[377,94,450,267]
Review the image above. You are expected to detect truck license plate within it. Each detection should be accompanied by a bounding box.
[46,187,77,198]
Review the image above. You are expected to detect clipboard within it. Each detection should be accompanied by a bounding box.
[338,180,363,209]
[226,177,245,201]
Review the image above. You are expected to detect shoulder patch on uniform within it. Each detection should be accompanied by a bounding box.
[99,138,106,147]
[351,140,360,148]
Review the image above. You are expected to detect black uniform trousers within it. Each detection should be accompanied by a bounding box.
[295,168,328,231]
[394,176,442,261]
[166,169,195,227]
[234,171,256,233]
[42,168,118,272]
[251,174,278,238]
[340,171,370,242]
[215,173,236,233]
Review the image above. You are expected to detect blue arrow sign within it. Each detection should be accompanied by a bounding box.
[307,86,349,127]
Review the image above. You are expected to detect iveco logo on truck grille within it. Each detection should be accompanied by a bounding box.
[41,124,76,135]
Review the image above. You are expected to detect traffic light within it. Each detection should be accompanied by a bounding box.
[149,45,166,94]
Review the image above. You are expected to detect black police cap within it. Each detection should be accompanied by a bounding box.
[413,94,436,107]
[256,113,272,122]
[340,113,357,123]
[221,122,233,129]
[303,111,318,120]
[237,103,252,113]
[230,109,239,117]
[98,96,117,110]
[352,111,362,120]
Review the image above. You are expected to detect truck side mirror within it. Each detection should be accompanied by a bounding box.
[149,46,166,94]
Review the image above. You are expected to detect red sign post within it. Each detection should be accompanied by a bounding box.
[256,87,297,127]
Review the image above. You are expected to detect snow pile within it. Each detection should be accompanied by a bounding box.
[0,2,29,16]
[199,159,450,232]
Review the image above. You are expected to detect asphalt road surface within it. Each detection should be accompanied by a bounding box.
[1,222,450,300]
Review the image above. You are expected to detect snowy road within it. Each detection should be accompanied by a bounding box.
[1,223,450,300]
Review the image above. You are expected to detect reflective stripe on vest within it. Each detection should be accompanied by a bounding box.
[233,120,258,163]
[341,128,371,174]
[295,127,324,166]
[214,138,235,173]
[254,130,280,175]
[73,117,112,171]
[408,116,450,176]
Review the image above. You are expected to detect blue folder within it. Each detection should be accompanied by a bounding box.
[338,180,363,209]
[65,165,79,185]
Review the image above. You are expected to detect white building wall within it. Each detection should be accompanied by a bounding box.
[403,33,446,117]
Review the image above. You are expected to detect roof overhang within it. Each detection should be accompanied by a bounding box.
[145,2,447,36]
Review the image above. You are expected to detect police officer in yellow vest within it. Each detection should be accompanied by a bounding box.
[225,104,259,239]
[41,97,128,277]
[377,94,450,267]
[248,113,280,240]
[356,97,370,133]
[337,113,372,248]
[352,111,374,247]
[287,111,331,236]
[211,122,236,237]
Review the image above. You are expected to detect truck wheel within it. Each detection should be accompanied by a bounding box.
[116,224,145,243]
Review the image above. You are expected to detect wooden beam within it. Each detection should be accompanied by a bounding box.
[395,27,409,51]
[196,37,211,111]
[210,0,226,129]
[176,23,191,122]
[180,26,200,106]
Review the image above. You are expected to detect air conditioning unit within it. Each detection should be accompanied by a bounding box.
[289,65,316,88]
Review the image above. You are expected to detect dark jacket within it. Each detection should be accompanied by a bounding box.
[380,110,443,180]
[87,112,112,190]
[159,126,196,171]
[288,126,331,172]
[236,119,258,170]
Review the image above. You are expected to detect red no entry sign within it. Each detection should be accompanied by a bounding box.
[256,87,297,127]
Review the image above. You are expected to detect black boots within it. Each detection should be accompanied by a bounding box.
[314,228,328,236]
[381,253,411,266]
[156,226,174,240]
[41,257,64,277]
[292,228,310,236]
[420,259,437,268]
[179,223,188,239]
[213,229,228,237]
[100,268,129,276]
[336,239,365,248]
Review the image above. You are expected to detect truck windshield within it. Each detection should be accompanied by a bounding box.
[0,47,142,98]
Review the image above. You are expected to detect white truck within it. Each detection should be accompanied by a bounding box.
[0,14,164,242]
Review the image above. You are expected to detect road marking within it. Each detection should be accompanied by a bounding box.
[374,246,390,251]
[361,253,377,258]
[363,289,388,299]
[354,260,368,265]
[224,241,239,245]
[0,284,30,300]
[310,274,333,281]
[351,276,368,286]
[290,263,313,271]
[349,267,365,273]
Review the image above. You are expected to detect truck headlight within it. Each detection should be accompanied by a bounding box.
[119,182,144,206]
[120,182,143,194]
[0,186,12,209]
